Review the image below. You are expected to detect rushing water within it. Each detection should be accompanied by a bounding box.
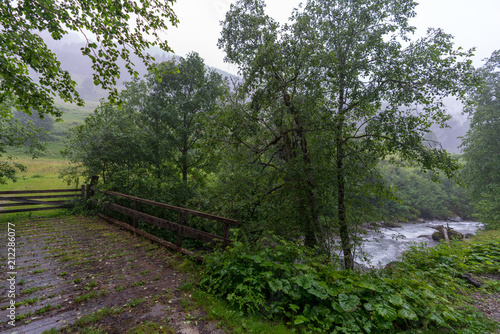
[357,221,483,268]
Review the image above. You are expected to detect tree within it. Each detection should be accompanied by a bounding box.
[63,53,226,206]
[0,101,46,184]
[1,0,178,183]
[145,53,226,194]
[461,50,500,229]
[62,102,146,185]
[218,0,478,268]
[0,0,178,118]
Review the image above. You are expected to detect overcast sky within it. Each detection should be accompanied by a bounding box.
[163,0,500,74]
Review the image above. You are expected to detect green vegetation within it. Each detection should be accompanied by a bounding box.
[462,50,500,230]
[74,290,107,303]
[201,231,500,333]
[1,0,178,184]
[0,0,177,118]
[216,0,478,269]
[73,306,123,328]
[378,163,471,221]
[62,52,225,205]
[2,0,499,333]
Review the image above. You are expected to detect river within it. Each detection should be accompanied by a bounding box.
[357,221,483,268]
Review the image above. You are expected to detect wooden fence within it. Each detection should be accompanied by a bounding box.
[91,187,239,259]
[0,187,84,214]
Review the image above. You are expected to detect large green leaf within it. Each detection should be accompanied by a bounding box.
[338,293,360,312]
[374,303,398,321]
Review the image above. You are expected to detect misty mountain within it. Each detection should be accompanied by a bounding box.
[40,31,239,102]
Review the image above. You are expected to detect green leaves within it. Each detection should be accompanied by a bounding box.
[218,0,478,268]
[338,293,360,312]
[63,52,226,208]
[398,307,418,321]
[374,303,398,321]
[201,232,497,333]
[461,50,500,230]
[0,0,178,118]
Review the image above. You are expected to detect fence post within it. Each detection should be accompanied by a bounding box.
[223,222,230,247]
[86,175,99,199]
[177,212,183,248]
[133,200,139,234]
[86,176,99,210]
[80,185,85,199]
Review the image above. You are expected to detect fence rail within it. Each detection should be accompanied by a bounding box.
[92,187,239,260]
[0,187,84,214]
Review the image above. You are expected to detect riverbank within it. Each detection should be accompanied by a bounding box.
[200,229,500,333]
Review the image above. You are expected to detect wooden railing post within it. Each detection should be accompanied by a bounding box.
[133,200,139,235]
[86,175,99,209]
[86,176,98,199]
[223,222,230,247]
[177,212,183,248]
[92,188,240,256]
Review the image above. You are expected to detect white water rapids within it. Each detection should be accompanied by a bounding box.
[356,221,483,268]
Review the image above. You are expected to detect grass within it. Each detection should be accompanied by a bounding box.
[74,290,107,303]
[73,306,123,327]
[1,99,93,197]
[0,157,77,191]
[21,286,44,295]
[0,155,83,224]
[128,321,174,334]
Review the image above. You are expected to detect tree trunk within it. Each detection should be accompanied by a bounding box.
[336,79,353,269]
[336,141,353,269]
[285,95,324,249]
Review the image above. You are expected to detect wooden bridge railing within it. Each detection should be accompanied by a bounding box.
[90,187,239,259]
[0,187,84,214]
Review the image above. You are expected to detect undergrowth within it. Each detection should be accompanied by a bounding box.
[201,231,500,333]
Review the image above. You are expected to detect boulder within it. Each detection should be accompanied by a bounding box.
[448,215,462,222]
[380,221,402,228]
[432,229,464,241]
[384,261,403,269]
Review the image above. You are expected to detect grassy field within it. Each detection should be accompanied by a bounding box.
[3,98,95,188]
[0,157,81,223]
[0,157,76,191]
[1,100,93,221]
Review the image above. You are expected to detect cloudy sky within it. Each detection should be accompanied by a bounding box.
[164,0,500,74]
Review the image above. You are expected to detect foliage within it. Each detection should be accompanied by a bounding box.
[1,0,178,183]
[14,110,55,141]
[378,162,472,220]
[216,0,478,268]
[0,101,47,184]
[62,53,226,246]
[0,0,178,118]
[62,101,146,185]
[63,53,225,205]
[201,233,498,333]
[461,50,500,229]
[138,52,226,204]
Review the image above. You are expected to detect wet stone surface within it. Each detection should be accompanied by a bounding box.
[0,216,225,334]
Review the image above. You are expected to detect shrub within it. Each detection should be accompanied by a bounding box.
[201,234,497,333]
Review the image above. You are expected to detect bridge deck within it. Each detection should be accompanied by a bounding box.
[0,216,224,334]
